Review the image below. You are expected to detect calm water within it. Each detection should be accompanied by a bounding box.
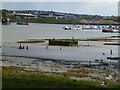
[1,23,119,69]
[2,23,118,41]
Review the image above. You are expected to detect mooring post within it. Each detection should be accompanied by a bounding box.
[22,45,24,49]
[89,61,91,67]
[60,47,62,50]
[19,44,22,49]
[26,45,28,50]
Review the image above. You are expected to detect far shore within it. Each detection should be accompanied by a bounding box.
[7,21,120,25]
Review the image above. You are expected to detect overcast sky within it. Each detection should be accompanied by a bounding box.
[2,0,119,2]
[2,2,118,16]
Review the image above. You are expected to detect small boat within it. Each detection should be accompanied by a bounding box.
[63,25,82,30]
[82,25,100,29]
[63,26,72,30]
[102,29,120,33]
[73,25,82,30]
[2,17,10,25]
[16,21,29,25]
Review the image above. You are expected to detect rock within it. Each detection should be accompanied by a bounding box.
[106,75,113,80]
[101,81,105,86]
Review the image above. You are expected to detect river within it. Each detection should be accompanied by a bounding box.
[1,23,119,71]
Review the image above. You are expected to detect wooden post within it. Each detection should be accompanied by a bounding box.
[26,45,28,50]
[89,61,91,67]
[110,49,112,57]
[19,44,22,49]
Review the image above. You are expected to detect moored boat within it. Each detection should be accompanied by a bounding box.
[16,21,29,25]
[102,29,120,33]
[63,25,82,30]
[2,17,10,25]
[63,26,72,30]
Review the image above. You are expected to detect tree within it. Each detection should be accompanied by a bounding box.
[2,9,8,17]
[117,16,120,22]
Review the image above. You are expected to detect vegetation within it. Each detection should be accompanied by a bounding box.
[2,9,8,17]
[2,67,119,88]
[49,39,78,46]
[17,40,45,43]
[2,67,100,88]
[8,16,79,24]
[113,16,120,22]
[104,43,120,46]
[2,9,119,25]
[3,73,100,88]
[78,38,120,41]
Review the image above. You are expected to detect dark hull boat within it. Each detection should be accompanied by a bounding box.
[16,21,29,25]
[102,29,120,33]
[2,17,10,25]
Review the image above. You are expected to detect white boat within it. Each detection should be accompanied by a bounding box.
[73,25,82,30]
[63,26,72,30]
[63,25,82,30]
[82,25,98,29]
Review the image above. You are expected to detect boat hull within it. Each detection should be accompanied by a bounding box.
[102,29,120,33]
[16,22,29,25]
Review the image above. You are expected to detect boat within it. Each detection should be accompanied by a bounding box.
[63,25,82,30]
[2,17,10,25]
[81,25,100,30]
[16,21,29,25]
[102,29,120,33]
[73,25,82,30]
[82,25,94,29]
[63,26,72,30]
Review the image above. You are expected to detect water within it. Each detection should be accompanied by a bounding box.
[2,23,118,41]
[1,23,119,70]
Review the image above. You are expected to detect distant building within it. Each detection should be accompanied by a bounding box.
[38,12,65,19]
[66,15,76,21]
[7,11,37,18]
[49,13,53,17]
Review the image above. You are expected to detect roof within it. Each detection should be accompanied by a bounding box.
[8,13,37,17]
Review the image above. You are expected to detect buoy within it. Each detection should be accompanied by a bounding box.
[60,47,62,50]
[102,53,105,55]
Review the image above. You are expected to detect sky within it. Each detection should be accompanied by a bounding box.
[1,0,120,2]
[1,1,119,16]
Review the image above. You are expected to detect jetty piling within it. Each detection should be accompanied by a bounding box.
[110,49,112,57]
[26,45,29,50]
[89,61,91,67]
[19,44,22,49]
[22,45,24,49]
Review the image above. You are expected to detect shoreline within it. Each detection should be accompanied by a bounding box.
[9,21,120,25]
[1,39,118,73]
[2,59,119,87]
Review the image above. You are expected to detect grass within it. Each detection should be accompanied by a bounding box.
[3,73,100,88]
[104,43,120,46]
[80,38,120,41]
[2,67,120,88]
[49,39,78,46]
[17,40,45,43]
[2,67,102,88]
[68,69,89,74]
[10,18,79,24]
[105,84,120,88]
